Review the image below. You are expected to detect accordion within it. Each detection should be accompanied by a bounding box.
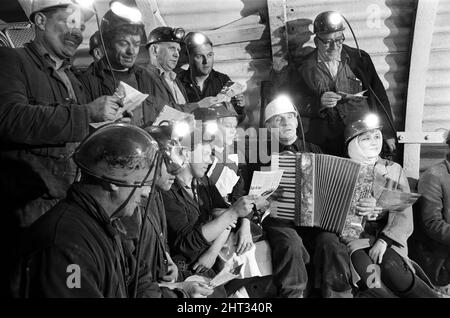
[270,152,373,239]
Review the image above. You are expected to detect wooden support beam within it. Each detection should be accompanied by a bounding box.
[403,0,439,179]
[135,0,166,35]
[267,0,289,72]
[397,131,447,144]
[204,24,265,47]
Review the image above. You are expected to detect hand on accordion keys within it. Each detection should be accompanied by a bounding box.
[356,197,383,221]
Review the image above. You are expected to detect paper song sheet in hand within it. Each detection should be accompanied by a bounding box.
[248,170,284,199]
[153,105,194,126]
[216,81,245,102]
[208,264,243,288]
[337,90,367,101]
[90,81,148,129]
[376,189,421,212]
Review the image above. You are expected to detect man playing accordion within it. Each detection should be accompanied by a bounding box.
[257,95,353,298]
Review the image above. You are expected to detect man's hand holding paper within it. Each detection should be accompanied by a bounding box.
[89,81,148,128]
[216,81,245,103]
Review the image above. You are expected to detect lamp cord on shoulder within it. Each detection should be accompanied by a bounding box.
[342,14,398,145]
[132,152,162,298]
[92,4,118,89]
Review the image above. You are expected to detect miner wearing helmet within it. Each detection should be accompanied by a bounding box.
[0,0,124,294]
[78,5,151,126]
[160,111,257,297]
[144,27,219,124]
[255,95,327,298]
[412,127,450,297]
[342,115,439,298]
[11,123,214,298]
[82,31,103,79]
[178,32,246,123]
[198,102,255,256]
[88,31,104,63]
[297,11,396,157]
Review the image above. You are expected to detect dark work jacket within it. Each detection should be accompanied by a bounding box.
[120,190,171,283]
[209,146,249,205]
[11,184,179,298]
[298,45,394,155]
[411,158,450,285]
[0,41,90,227]
[161,177,228,266]
[143,65,199,124]
[77,60,149,127]
[178,68,246,122]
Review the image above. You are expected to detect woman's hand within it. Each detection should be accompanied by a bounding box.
[192,249,218,274]
[368,239,387,264]
[236,219,253,256]
[356,197,382,218]
[179,281,214,298]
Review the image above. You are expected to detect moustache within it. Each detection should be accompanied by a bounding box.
[64,33,83,46]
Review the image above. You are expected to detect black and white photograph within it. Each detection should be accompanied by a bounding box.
[0,0,448,307]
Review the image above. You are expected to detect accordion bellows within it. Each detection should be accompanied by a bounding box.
[271,152,373,240]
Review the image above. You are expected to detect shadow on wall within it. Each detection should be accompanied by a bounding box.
[240,0,271,129]
[266,18,314,132]
[383,0,418,163]
[383,0,417,132]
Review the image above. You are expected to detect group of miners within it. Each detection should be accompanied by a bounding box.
[0,0,448,298]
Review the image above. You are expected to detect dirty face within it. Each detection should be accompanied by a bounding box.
[39,5,86,59]
[107,33,141,69]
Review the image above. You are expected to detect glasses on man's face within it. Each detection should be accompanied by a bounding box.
[317,34,345,47]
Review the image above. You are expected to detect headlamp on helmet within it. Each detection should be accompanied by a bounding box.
[145,124,188,175]
[344,113,383,145]
[363,113,380,129]
[173,28,186,40]
[184,32,213,53]
[146,26,186,48]
[110,1,142,23]
[204,121,218,136]
[313,11,345,35]
[75,0,94,9]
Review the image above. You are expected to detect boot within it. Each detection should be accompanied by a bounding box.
[355,282,397,298]
[397,275,440,298]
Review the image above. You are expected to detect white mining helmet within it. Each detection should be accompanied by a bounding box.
[19,0,94,21]
[264,95,298,123]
